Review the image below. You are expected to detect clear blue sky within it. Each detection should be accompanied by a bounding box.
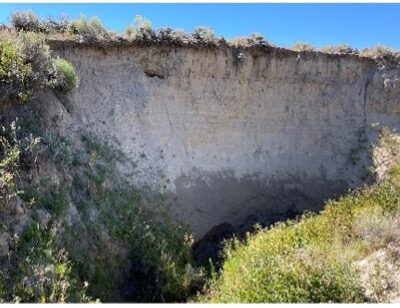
[0,3,399,49]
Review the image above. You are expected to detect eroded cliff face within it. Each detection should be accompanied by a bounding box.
[37,42,400,238]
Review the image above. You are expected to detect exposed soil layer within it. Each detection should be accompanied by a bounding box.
[33,41,400,239]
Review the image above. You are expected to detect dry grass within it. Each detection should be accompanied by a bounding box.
[291,41,315,52]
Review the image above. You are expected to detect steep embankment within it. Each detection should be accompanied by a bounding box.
[37,41,400,238]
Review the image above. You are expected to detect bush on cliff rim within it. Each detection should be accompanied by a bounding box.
[291,41,315,52]
[320,44,359,55]
[360,45,400,62]
[125,15,156,41]
[11,10,41,33]
[199,128,400,303]
[11,10,69,34]
[67,15,107,42]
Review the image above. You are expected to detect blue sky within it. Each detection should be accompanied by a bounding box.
[0,3,399,49]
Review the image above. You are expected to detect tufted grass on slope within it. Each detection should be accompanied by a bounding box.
[199,129,400,303]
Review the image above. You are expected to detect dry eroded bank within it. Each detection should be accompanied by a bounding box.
[39,41,400,238]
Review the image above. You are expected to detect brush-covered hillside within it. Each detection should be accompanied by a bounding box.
[0,11,400,303]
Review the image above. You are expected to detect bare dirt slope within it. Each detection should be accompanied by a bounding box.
[37,41,400,238]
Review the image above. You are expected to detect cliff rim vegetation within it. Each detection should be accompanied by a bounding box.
[2,10,400,64]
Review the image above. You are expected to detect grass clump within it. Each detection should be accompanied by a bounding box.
[199,129,400,303]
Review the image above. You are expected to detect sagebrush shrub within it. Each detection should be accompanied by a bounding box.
[11,10,41,32]
[320,44,359,54]
[192,27,215,44]
[360,45,400,61]
[0,120,40,199]
[229,33,268,47]
[292,41,315,52]
[0,33,78,102]
[41,17,69,33]
[48,58,78,93]
[0,39,34,103]
[9,223,93,303]
[17,32,51,79]
[67,15,106,42]
[125,15,155,41]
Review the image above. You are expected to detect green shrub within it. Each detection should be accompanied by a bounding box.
[0,120,40,199]
[41,132,206,302]
[67,15,106,42]
[17,32,51,78]
[48,58,78,93]
[125,15,154,41]
[0,121,22,197]
[115,206,204,301]
[7,223,93,303]
[292,41,315,52]
[0,39,34,103]
[0,33,78,103]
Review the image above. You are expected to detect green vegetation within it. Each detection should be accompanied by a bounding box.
[66,132,204,302]
[0,30,78,104]
[0,115,205,302]
[67,15,107,42]
[49,58,79,93]
[125,15,154,40]
[6,223,93,303]
[3,8,400,304]
[0,39,34,103]
[0,122,90,303]
[198,129,400,303]
[5,11,400,62]
[0,120,40,198]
